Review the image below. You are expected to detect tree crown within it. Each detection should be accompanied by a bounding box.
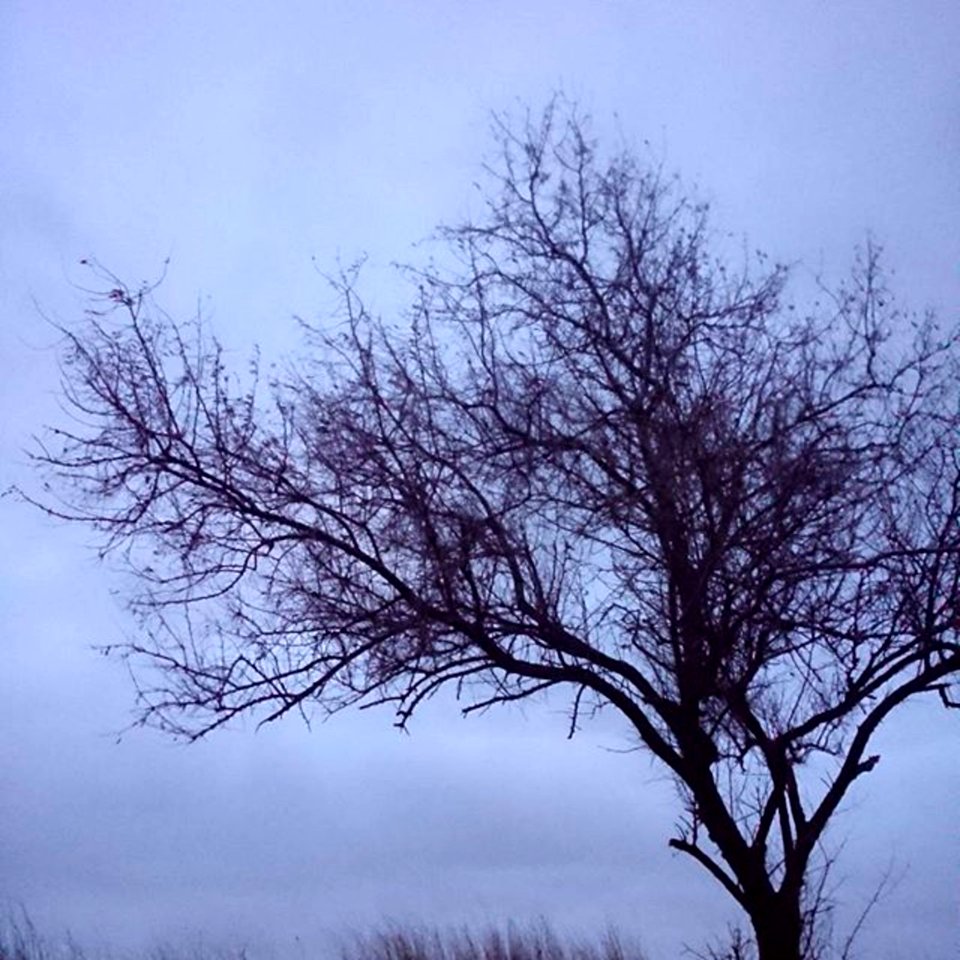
[30,102,960,959]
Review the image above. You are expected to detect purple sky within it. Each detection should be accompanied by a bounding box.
[1,3,958,958]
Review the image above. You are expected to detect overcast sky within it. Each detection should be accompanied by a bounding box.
[1,3,958,959]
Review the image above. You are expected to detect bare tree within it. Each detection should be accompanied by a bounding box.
[28,103,960,960]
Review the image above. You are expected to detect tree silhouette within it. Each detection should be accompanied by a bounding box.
[30,103,960,960]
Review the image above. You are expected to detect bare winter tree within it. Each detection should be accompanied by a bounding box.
[28,103,960,960]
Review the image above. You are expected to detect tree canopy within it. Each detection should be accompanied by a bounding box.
[31,103,960,960]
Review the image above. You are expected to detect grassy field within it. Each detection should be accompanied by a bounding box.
[0,912,646,960]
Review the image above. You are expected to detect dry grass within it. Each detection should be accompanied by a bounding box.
[338,921,644,960]
[0,912,644,960]
[0,910,84,960]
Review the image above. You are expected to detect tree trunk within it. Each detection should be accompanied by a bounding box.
[750,894,805,960]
